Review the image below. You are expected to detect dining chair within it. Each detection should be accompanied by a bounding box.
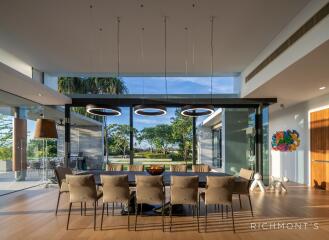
[169,176,199,232]
[100,175,130,230]
[135,175,165,231]
[106,163,123,171]
[170,164,187,172]
[233,168,254,216]
[54,166,72,215]
[200,176,235,232]
[128,164,144,172]
[192,164,210,172]
[66,174,103,230]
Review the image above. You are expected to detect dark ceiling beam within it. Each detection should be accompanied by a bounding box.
[69,94,277,108]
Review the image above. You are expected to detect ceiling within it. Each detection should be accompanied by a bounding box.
[246,39,329,112]
[0,0,309,76]
[0,90,100,126]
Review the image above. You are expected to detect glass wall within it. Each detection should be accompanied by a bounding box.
[262,107,269,184]
[0,90,60,195]
[223,108,256,175]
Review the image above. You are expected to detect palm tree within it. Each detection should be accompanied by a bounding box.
[58,77,128,121]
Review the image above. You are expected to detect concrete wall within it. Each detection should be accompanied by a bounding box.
[57,125,104,169]
[269,92,329,185]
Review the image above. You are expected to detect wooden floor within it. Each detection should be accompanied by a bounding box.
[1,184,329,240]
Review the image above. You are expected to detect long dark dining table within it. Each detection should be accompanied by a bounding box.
[77,170,235,187]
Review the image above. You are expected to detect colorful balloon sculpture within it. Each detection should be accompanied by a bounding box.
[271,130,300,152]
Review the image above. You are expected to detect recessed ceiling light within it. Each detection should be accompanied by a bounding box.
[38,93,43,97]
[319,86,326,90]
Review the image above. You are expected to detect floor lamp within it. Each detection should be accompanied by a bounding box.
[34,118,58,182]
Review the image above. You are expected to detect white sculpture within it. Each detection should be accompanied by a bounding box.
[269,176,288,193]
[250,172,266,192]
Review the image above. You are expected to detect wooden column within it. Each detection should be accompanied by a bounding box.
[12,117,27,180]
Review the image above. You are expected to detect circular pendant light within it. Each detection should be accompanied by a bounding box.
[133,17,167,116]
[134,105,167,116]
[86,104,121,116]
[181,105,215,117]
[180,17,215,117]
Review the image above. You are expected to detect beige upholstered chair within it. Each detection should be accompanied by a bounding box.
[106,163,123,171]
[200,176,235,232]
[54,167,72,215]
[192,164,210,173]
[170,164,187,172]
[233,168,254,216]
[100,175,130,230]
[128,164,144,172]
[66,174,103,230]
[169,176,199,232]
[135,175,165,231]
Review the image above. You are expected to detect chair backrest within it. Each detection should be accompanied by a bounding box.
[54,166,72,187]
[205,176,235,205]
[239,168,254,180]
[101,175,129,203]
[106,163,123,171]
[66,174,97,203]
[170,176,199,205]
[192,164,210,173]
[128,164,144,172]
[135,175,164,204]
[170,164,187,172]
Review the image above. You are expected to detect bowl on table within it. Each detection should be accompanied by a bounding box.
[146,166,165,175]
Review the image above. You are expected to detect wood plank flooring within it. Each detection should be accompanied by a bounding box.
[0,183,329,240]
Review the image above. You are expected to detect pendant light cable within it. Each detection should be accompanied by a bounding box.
[210,16,214,104]
[117,16,121,78]
[164,16,168,99]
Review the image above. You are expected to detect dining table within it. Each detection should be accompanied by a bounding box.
[77,170,235,187]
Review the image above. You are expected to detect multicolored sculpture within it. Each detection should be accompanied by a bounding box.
[271,129,300,152]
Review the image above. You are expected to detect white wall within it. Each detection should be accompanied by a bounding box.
[269,92,329,185]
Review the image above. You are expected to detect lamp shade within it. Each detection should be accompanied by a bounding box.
[34,119,58,139]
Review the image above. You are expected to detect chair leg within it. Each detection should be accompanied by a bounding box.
[112,202,114,216]
[192,205,195,218]
[196,204,200,233]
[140,203,143,216]
[205,205,208,232]
[134,202,138,231]
[80,202,83,216]
[169,204,173,231]
[127,202,130,231]
[226,205,228,217]
[94,201,97,231]
[107,203,109,216]
[66,202,72,230]
[101,203,105,230]
[55,191,61,215]
[161,201,165,232]
[231,204,235,233]
[248,194,254,217]
[238,194,242,209]
[221,204,223,219]
[84,202,86,216]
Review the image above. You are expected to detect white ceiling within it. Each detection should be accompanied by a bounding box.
[246,39,329,112]
[0,0,309,76]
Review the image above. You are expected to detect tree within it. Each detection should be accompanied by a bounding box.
[138,124,173,154]
[171,109,193,162]
[0,114,12,160]
[107,124,137,158]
